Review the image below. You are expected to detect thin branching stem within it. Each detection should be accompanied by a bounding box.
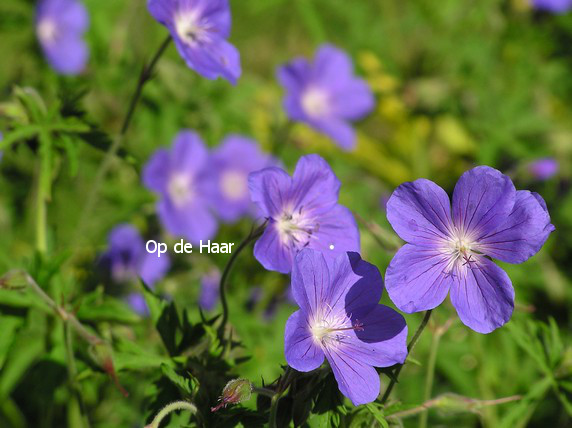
[388,394,522,420]
[380,310,432,404]
[77,35,171,238]
[218,221,267,338]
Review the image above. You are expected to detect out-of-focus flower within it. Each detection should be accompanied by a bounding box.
[36,0,89,75]
[248,154,360,273]
[147,0,241,83]
[143,130,217,244]
[277,44,374,150]
[385,166,555,333]
[199,269,221,311]
[527,158,558,180]
[102,224,170,287]
[285,249,408,405]
[532,0,572,13]
[206,135,276,223]
[125,293,150,317]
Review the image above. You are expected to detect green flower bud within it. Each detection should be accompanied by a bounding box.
[211,378,253,412]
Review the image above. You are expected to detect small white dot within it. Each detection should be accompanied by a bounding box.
[329,244,335,250]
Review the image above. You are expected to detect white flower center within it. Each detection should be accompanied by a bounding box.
[220,170,248,201]
[442,231,480,277]
[275,207,319,249]
[174,11,208,45]
[168,172,194,207]
[301,87,331,118]
[309,309,364,347]
[37,19,58,45]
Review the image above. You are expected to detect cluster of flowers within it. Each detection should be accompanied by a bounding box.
[40,0,554,405]
[252,158,554,404]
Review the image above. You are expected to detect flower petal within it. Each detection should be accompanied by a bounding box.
[277,58,312,94]
[313,44,354,88]
[171,130,209,173]
[306,205,360,261]
[385,244,453,313]
[291,154,341,215]
[341,304,408,367]
[248,166,292,218]
[284,310,324,372]
[143,148,170,193]
[477,190,555,263]
[386,179,453,246]
[324,346,380,406]
[43,36,88,75]
[290,249,330,313]
[325,252,382,316]
[158,199,217,244]
[253,225,292,274]
[312,118,356,151]
[333,79,375,121]
[452,166,516,238]
[139,250,171,288]
[449,257,514,334]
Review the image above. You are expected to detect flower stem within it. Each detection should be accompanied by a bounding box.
[268,366,295,428]
[268,393,281,428]
[419,318,453,428]
[77,35,171,238]
[253,387,276,398]
[380,310,432,404]
[218,221,267,339]
[36,130,52,254]
[64,322,90,428]
[145,401,197,428]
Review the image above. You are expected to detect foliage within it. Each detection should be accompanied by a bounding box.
[0,0,571,427]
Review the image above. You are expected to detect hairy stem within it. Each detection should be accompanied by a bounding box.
[218,221,267,338]
[78,35,171,237]
[145,401,197,428]
[253,387,276,398]
[380,310,432,404]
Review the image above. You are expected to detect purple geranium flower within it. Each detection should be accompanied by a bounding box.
[206,135,276,223]
[143,130,217,243]
[528,158,558,181]
[102,224,170,287]
[199,269,221,311]
[532,0,572,13]
[385,166,555,334]
[36,0,89,75]
[249,154,360,274]
[277,44,374,150]
[125,293,150,317]
[285,249,408,405]
[147,0,241,83]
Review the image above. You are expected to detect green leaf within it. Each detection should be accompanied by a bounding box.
[0,125,41,150]
[365,403,389,428]
[112,339,173,372]
[76,290,140,324]
[161,363,198,396]
[0,310,47,399]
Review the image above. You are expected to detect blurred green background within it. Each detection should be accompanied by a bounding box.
[0,0,571,427]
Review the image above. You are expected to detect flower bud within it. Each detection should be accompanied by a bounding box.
[211,378,253,412]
